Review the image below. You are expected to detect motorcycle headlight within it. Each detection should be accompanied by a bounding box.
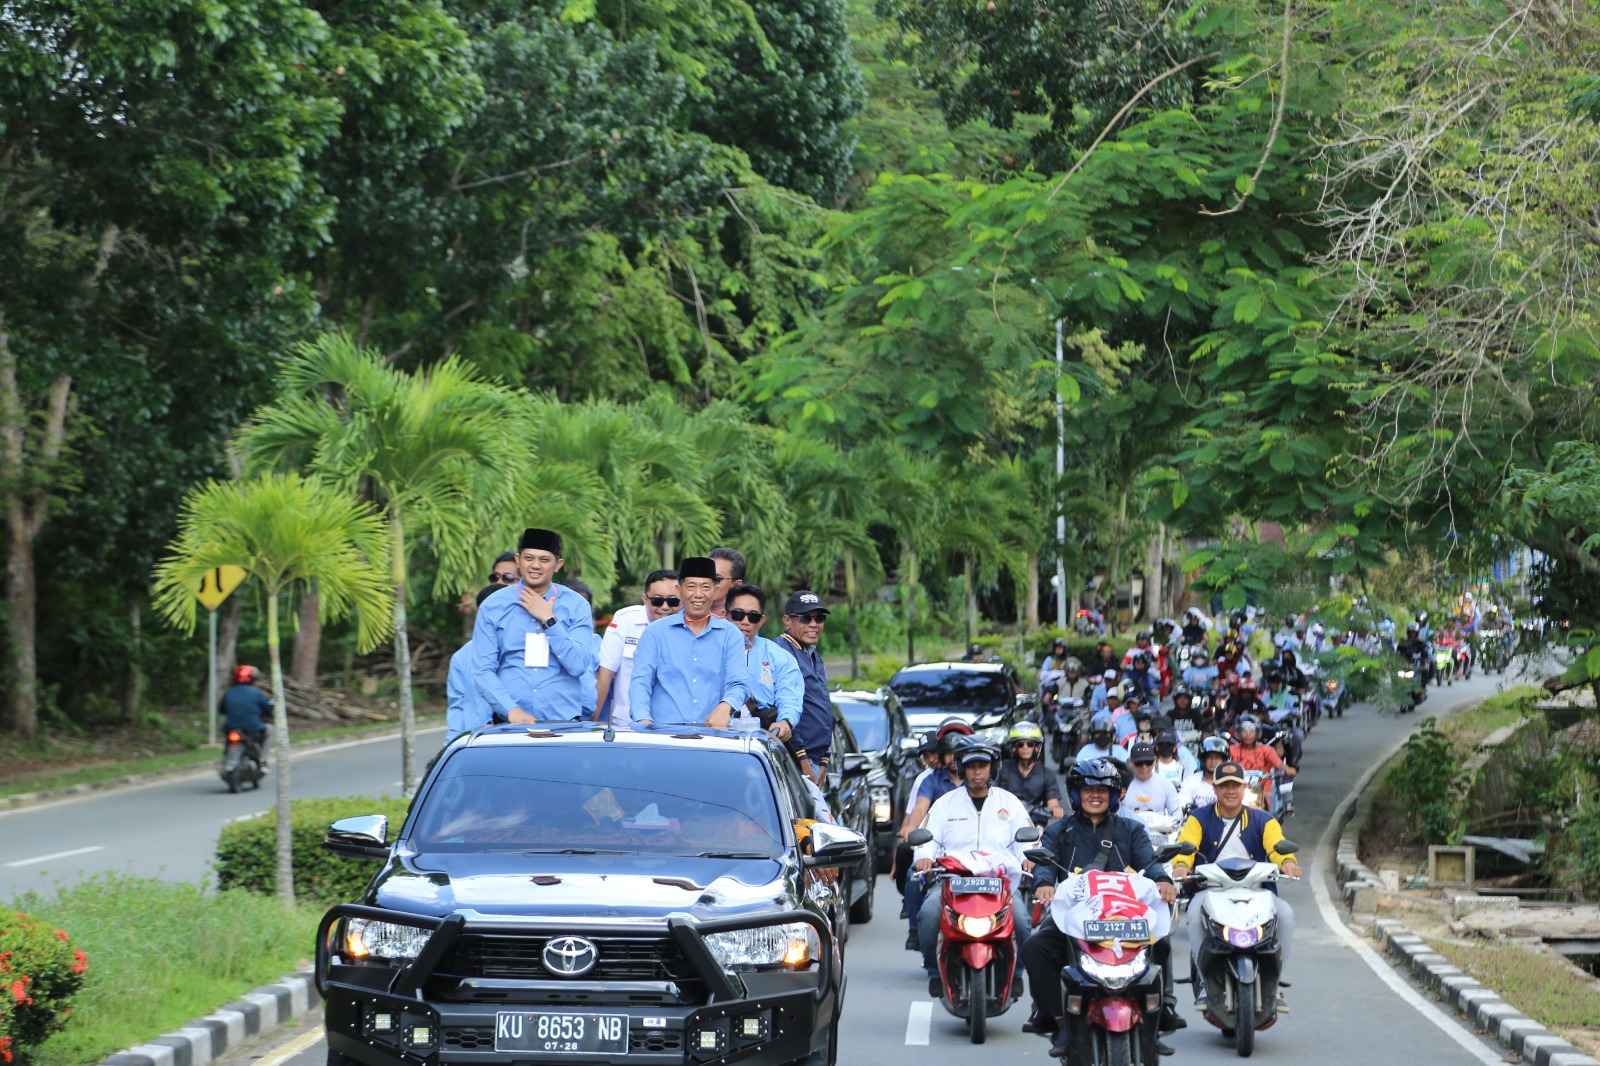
[343,919,431,961]
[705,923,820,971]
[957,914,996,938]
[1324,679,1338,692]
[1398,670,1415,678]
[1078,948,1148,990]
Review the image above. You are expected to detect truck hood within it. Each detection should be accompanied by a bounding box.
[369,851,792,921]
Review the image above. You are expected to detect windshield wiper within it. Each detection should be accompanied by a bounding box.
[514,848,632,855]
[693,851,775,859]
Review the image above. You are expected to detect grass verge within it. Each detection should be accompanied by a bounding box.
[1360,684,1544,871]
[1422,936,1600,1054]
[7,874,321,1066]
[0,712,444,802]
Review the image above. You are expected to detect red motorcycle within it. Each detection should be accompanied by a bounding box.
[908,828,1039,1043]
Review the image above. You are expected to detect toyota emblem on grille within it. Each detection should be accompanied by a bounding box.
[543,936,599,977]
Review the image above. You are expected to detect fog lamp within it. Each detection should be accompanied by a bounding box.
[694,1028,725,1053]
[370,1012,395,1033]
[408,1026,433,1048]
[738,1015,769,1040]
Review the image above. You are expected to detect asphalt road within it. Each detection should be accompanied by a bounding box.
[5,678,1518,1065]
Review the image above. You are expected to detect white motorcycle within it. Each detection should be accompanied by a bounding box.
[1181,841,1299,1057]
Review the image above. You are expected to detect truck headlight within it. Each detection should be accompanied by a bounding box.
[705,923,820,970]
[870,786,893,824]
[344,918,431,961]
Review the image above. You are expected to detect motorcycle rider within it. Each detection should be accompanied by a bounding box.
[1182,649,1219,694]
[1074,711,1129,763]
[1153,728,1197,785]
[1089,668,1119,713]
[220,665,273,769]
[1179,736,1231,811]
[1022,758,1180,1054]
[1122,650,1162,705]
[1056,656,1091,701]
[1180,609,1208,645]
[997,721,1065,822]
[912,742,1035,993]
[1170,761,1302,1012]
[1230,716,1294,810]
[1039,638,1072,688]
[1124,742,1183,820]
[1399,622,1433,684]
[901,721,975,947]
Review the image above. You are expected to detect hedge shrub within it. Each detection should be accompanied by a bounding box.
[0,914,88,1063]
[215,794,413,906]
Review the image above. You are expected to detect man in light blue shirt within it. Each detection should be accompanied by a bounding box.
[446,584,501,740]
[630,556,747,728]
[472,527,596,722]
[724,582,802,740]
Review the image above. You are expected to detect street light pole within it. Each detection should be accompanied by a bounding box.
[1055,318,1068,632]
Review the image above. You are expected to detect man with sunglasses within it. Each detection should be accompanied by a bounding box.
[724,583,802,741]
[778,590,832,784]
[594,568,679,729]
[631,557,748,729]
[709,546,747,617]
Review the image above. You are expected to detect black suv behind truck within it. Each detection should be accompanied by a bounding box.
[316,725,866,1066]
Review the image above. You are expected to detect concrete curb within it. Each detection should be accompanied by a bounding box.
[1334,710,1599,1066]
[97,971,320,1066]
[0,717,445,813]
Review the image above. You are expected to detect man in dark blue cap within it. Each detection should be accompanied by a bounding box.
[471,527,596,722]
[777,590,832,784]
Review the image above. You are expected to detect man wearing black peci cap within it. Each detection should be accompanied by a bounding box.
[471,527,597,723]
[777,590,832,784]
[629,557,748,729]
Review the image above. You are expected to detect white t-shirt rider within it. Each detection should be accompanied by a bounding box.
[597,604,650,728]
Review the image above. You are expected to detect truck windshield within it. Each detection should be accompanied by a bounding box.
[410,746,786,857]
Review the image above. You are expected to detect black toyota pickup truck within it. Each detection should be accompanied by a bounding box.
[315,723,867,1066]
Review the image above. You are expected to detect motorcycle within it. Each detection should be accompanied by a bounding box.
[1320,674,1346,718]
[1431,644,1454,687]
[1395,652,1427,712]
[1181,839,1300,1057]
[1453,642,1473,681]
[1024,845,1187,1066]
[220,729,264,793]
[906,827,1039,1043]
[1241,768,1286,821]
[1052,696,1088,771]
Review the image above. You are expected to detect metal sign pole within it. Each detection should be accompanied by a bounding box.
[207,608,218,746]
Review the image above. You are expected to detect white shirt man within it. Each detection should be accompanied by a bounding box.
[1123,746,1184,819]
[595,569,681,729]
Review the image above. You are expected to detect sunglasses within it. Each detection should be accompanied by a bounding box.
[794,612,829,625]
[647,596,682,608]
[489,573,518,583]
[727,608,764,622]
[1015,741,1040,748]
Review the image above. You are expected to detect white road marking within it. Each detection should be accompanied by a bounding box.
[1310,695,1504,1066]
[5,845,103,868]
[251,1024,325,1066]
[904,1001,932,1046]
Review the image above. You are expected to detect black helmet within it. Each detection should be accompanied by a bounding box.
[1041,679,1060,695]
[959,742,1001,767]
[1066,758,1124,815]
[968,642,984,657]
[1134,705,1155,721]
[1135,629,1151,642]
[1406,622,1420,635]
[1172,686,1193,703]
[1052,637,1068,649]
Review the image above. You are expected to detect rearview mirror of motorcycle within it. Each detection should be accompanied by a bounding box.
[325,814,391,860]
[1273,839,1301,855]
[1024,848,1055,867]
[1154,841,1197,863]
[906,828,933,847]
[1014,826,1042,843]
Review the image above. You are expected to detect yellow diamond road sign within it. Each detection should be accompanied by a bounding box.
[196,565,247,611]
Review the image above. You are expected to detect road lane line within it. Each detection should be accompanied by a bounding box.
[1311,690,1503,1065]
[904,1001,932,1045]
[5,845,104,867]
[252,1024,325,1066]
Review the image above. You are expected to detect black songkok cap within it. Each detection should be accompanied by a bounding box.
[519,527,562,556]
[679,556,717,581]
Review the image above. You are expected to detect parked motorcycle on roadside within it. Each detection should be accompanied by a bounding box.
[907,827,1040,1043]
[1181,839,1301,1058]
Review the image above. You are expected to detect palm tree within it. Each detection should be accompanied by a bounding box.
[151,472,392,905]
[862,442,946,663]
[775,435,881,679]
[242,333,519,793]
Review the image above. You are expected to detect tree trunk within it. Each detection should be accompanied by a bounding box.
[661,529,676,569]
[1144,524,1166,622]
[392,510,418,793]
[121,597,142,720]
[267,589,295,907]
[963,557,976,648]
[905,545,918,664]
[1025,555,1040,632]
[844,548,859,681]
[0,329,71,737]
[292,580,321,685]
[217,594,243,697]
[1105,480,1130,635]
